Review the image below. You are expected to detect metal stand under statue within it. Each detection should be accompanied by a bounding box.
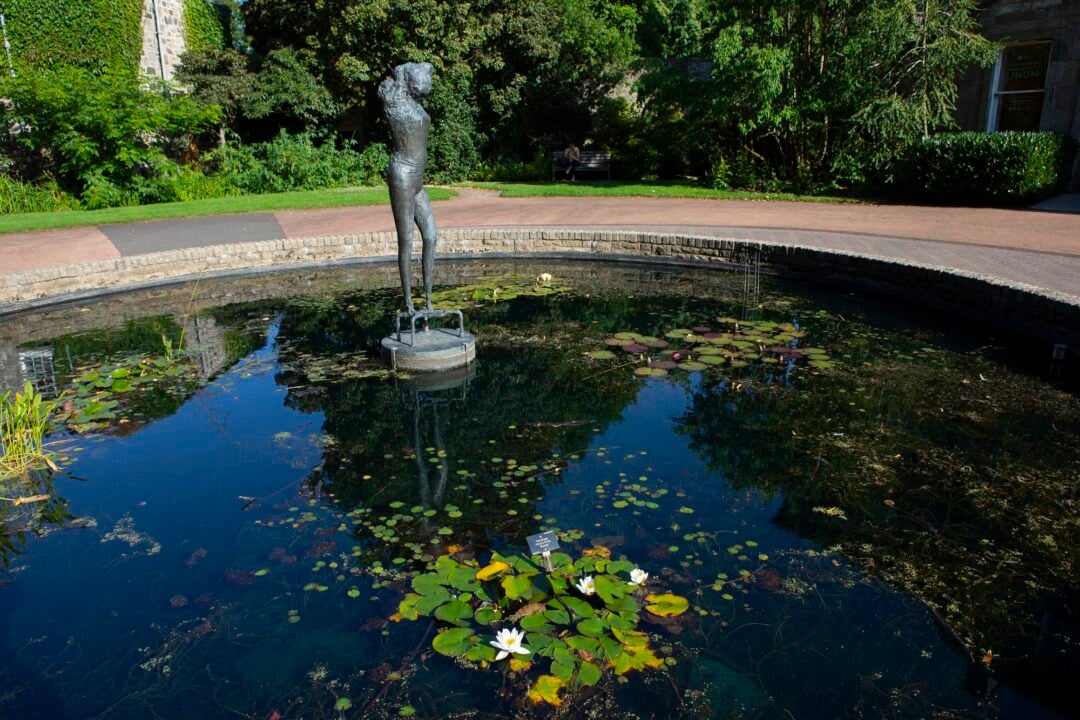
[378,62,476,372]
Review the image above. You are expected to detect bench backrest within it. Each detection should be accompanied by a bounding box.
[551,150,611,167]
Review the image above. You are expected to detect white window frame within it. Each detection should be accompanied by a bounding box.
[986,41,1052,132]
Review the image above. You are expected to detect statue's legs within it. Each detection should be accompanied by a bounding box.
[389,174,419,314]
[414,188,437,311]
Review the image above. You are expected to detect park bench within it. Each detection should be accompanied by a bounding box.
[551,150,611,180]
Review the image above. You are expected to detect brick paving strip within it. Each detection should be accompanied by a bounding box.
[1,189,1078,309]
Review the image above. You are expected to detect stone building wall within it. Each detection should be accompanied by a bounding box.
[139,0,187,81]
[956,0,1080,140]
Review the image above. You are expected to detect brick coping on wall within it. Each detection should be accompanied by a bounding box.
[2,228,1078,349]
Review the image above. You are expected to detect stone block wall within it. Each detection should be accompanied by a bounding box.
[139,0,187,81]
[1,229,1077,354]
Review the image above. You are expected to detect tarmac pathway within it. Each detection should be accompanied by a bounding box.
[2,189,1079,300]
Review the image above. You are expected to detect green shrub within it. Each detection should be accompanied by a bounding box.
[0,176,80,215]
[470,150,548,181]
[209,132,387,194]
[901,131,1076,205]
[0,68,221,205]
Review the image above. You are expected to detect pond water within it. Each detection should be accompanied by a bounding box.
[0,260,1077,719]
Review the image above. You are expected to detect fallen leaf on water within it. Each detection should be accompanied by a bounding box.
[10,495,50,506]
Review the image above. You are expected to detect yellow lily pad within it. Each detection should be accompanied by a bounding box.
[475,561,510,581]
[644,593,690,617]
[527,675,565,706]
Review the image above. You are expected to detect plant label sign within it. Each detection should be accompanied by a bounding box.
[526,531,560,571]
[527,531,560,556]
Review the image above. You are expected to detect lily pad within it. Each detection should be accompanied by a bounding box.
[528,674,565,706]
[645,593,690,617]
[432,627,475,657]
[677,361,707,371]
[476,561,510,582]
[586,350,617,360]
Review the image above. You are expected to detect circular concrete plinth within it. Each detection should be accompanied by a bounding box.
[381,328,477,372]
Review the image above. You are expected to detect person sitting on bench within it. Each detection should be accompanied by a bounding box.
[561,143,581,180]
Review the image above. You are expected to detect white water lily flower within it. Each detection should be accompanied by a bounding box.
[629,568,649,586]
[490,627,530,661]
[575,575,596,595]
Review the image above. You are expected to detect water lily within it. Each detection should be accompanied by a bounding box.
[629,568,649,586]
[490,627,530,661]
[575,575,596,595]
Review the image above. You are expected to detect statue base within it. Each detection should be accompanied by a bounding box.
[381,309,476,372]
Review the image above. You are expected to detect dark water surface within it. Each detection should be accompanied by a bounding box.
[0,260,1077,719]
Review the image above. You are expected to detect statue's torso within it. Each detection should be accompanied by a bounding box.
[387,103,430,169]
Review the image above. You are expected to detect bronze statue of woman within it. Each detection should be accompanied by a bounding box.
[379,62,437,316]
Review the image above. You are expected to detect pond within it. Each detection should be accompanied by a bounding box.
[0,259,1077,719]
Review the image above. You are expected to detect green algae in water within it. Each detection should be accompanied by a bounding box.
[0,260,1077,719]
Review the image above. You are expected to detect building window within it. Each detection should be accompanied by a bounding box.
[987,41,1052,132]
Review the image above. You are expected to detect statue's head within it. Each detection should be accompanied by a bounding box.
[404,62,433,98]
[379,62,433,104]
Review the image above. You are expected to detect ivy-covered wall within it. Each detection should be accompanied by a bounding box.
[0,0,228,78]
[1,0,144,74]
[183,0,228,54]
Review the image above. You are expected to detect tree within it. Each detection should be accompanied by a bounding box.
[239,0,639,179]
[0,68,220,205]
[632,0,996,187]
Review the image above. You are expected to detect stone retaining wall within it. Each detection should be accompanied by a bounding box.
[1,228,1077,351]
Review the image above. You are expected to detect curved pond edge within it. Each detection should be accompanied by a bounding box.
[2,227,1078,352]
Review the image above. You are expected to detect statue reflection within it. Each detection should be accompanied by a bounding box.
[397,365,475,529]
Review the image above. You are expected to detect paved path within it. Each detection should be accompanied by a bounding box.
[2,189,1079,300]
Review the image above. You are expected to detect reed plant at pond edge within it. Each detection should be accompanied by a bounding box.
[0,383,59,478]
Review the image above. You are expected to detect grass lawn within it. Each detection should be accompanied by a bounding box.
[466,179,860,203]
[0,186,457,235]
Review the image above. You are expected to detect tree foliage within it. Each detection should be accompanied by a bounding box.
[239,0,639,180]
[0,68,221,206]
[634,0,996,187]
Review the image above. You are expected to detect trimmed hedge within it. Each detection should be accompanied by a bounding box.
[2,0,143,74]
[901,132,1076,206]
[184,0,229,54]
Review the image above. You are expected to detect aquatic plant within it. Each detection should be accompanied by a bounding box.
[587,318,831,379]
[393,550,687,706]
[55,354,200,432]
[0,382,60,478]
[422,274,571,309]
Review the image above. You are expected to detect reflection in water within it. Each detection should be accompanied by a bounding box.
[400,367,474,521]
[0,467,71,570]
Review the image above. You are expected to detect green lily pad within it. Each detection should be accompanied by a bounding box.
[677,361,707,371]
[587,350,617,360]
[432,627,475,657]
[434,600,473,626]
